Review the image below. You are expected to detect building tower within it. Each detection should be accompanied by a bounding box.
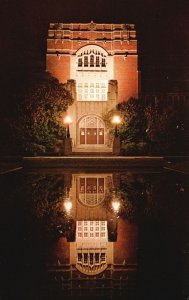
[46,21,139,153]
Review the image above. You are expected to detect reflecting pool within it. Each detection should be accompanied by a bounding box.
[0,168,189,300]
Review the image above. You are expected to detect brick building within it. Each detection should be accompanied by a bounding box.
[46,21,139,153]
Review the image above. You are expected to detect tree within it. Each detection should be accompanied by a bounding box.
[103,97,188,155]
[16,73,73,154]
[103,98,148,155]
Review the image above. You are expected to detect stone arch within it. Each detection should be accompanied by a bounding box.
[76,44,109,57]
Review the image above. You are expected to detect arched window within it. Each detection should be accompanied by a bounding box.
[84,56,88,67]
[90,55,94,67]
[102,57,106,67]
[96,56,100,67]
[77,47,107,70]
[78,58,82,67]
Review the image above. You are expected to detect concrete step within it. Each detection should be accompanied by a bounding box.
[71,152,113,156]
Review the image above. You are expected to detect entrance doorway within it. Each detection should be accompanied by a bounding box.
[79,116,105,145]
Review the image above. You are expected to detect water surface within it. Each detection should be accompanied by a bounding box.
[0,168,188,300]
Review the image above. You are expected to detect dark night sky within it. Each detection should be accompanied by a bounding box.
[1,0,189,114]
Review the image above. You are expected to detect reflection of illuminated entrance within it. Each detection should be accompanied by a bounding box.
[79,116,105,145]
[78,177,105,206]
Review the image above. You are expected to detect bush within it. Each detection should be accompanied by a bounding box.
[121,141,148,155]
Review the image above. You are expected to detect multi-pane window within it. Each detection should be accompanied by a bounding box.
[78,253,82,262]
[76,221,107,239]
[84,253,88,264]
[84,56,88,67]
[77,81,108,101]
[77,53,106,69]
[78,58,82,67]
[102,58,106,67]
[96,56,100,67]
[90,55,94,67]
[76,251,106,272]
[101,253,106,262]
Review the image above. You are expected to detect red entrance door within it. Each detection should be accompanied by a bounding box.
[86,128,97,144]
[80,128,104,144]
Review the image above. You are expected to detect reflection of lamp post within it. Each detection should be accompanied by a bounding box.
[63,115,72,155]
[64,116,72,138]
[112,200,120,213]
[63,186,72,214]
[112,115,121,155]
[112,190,121,214]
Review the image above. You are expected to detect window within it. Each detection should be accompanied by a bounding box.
[77,49,107,70]
[96,56,100,67]
[90,55,94,67]
[101,253,106,262]
[102,58,106,67]
[84,56,88,67]
[77,81,107,101]
[78,58,82,67]
[76,221,107,240]
[78,253,82,262]
[84,253,88,264]
[90,253,93,264]
[95,253,99,263]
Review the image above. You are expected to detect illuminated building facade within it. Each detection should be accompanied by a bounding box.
[46,22,139,152]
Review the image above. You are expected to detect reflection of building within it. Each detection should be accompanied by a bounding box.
[46,173,138,297]
[46,22,139,153]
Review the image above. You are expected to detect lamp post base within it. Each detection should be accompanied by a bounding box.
[64,138,72,156]
[112,136,120,155]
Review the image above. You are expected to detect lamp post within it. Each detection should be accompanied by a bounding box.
[64,115,72,138]
[63,115,72,155]
[64,199,72,214]
[112,115,121,137]
[112,115,121,155]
